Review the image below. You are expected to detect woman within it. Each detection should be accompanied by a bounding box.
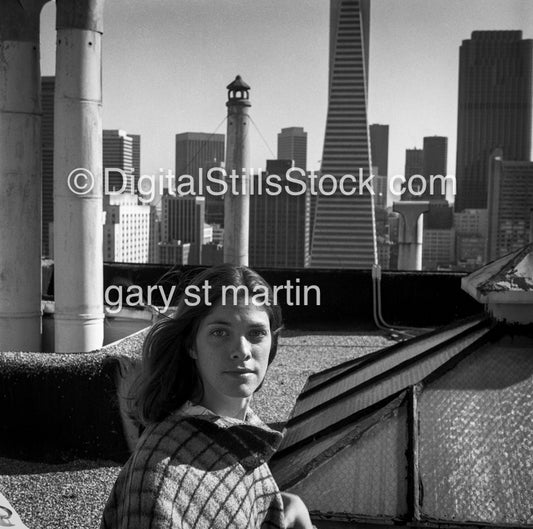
[101,264,313,528]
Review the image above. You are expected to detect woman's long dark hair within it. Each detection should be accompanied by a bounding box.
[133,264,283,425]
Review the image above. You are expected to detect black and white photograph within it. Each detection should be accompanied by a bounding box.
[1,0,532,527]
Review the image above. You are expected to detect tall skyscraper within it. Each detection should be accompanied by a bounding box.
[487,148,533,260]
[369,124,389,177]
[161,194,206,265]
[310,0,376,269]
[175,132,225,193]
[455,31,533,211]
[401,148,424,200]
[103,129,137,194]
[249,159,310,268]
[102,130,150,263]
[277,127,308,171]
[41,76,55,257]
[422,136,447,200]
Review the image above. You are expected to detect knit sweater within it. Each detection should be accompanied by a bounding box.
[101,407,286,529]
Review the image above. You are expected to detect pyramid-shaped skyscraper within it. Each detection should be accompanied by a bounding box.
[310,0,376,268]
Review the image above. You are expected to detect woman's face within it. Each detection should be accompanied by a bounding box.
[190,297,272,417]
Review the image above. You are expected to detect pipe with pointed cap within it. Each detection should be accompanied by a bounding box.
[224,75,251,265]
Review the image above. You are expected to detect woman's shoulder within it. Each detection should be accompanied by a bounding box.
[132,405,283,472]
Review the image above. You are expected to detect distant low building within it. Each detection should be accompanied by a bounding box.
[454,208,488,270]
[487,149,533,261]
[103,194,151,263]
[422,228,456,270]
[158,240,191,265]
[277,127,307,171]
[202,241,224,266]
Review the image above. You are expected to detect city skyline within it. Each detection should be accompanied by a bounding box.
[38,1,533,182]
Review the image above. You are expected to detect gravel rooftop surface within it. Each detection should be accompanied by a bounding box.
[0,330,393,529]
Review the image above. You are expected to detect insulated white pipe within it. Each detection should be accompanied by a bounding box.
[53,0,105,352]
[0,0,48,351]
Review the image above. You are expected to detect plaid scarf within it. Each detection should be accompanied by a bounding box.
[101,408,285,528]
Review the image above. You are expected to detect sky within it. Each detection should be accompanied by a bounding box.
[39,0,533,180]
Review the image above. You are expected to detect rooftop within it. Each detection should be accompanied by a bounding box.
[2,260,529,528]
[0,329,392,529]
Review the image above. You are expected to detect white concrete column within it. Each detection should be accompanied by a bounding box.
[0,0,48,351]
[53,0,105,352]
[393,201,430,271]
[224,76,251,266]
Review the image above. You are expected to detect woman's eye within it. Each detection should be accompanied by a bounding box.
[210,329,228,337]
[249,329,268,338]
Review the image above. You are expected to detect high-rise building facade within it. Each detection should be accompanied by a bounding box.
[102,130,150,263]
[103,194,151,263]
[455,31,533,211]
[158,240,191,265]
[369,124,389,177]
[454,209,488,270]
[401,148,424,200]
[372,174,388,209]
[204,162,225,226]
[422,229,456,270]
[41,76,55,257]
[130,133,141,190]
[161,194,206,265]
[175,132,225,194]
[310,0,376,269]
[249,159,310,268]
[148,205,161,264]
[103,129,137,194]
[487,149,533,260]
[277,127,308,171]
[422,136,447,200]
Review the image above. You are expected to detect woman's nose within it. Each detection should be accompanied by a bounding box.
[231,336,252,359]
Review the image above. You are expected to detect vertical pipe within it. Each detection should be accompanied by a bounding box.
[393,201,429,271]
[407,385,422,521]
[529,208,533,244]
[0,0,48,351]
[54,0,104,352]
[224,76,251,266]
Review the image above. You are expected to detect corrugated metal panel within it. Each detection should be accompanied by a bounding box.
[295,317,485,417]
[281,321,491,450]
[419,337,533,525]
[288,403,408,518]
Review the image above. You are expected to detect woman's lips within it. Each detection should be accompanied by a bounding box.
[225,368,255,375]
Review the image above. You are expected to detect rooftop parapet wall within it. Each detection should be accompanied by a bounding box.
[95,263,482,330]
[0,330,144,462]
